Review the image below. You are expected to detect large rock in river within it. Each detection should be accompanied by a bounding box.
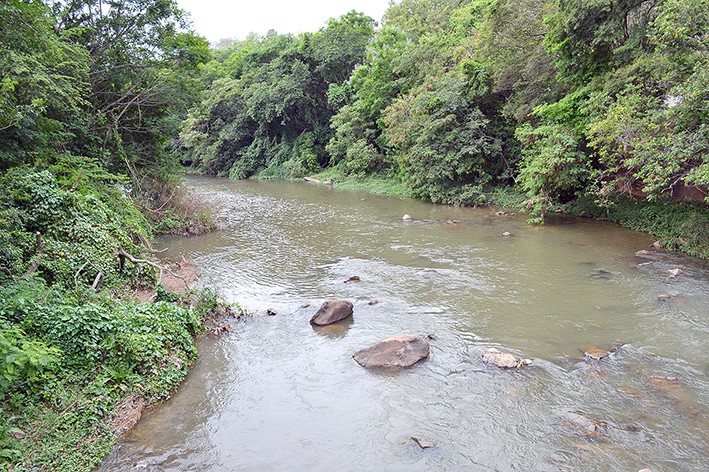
[353,335,430,368]
[310,300,353,326]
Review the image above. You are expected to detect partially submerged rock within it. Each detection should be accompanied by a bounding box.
[635,249,662,259]
[410,435,437,449]
[344,275,360,283]
[579,342,623,362]
[353,335,429,368]
[589,269,613,280]
[562,411,608,437]
[617,387,641,398]
[501,231,512,238]
[665,268,683,278]
[580,345,609,361]
[402,214,413,221]
[481,348,533,369]
[648,375,683,392]
[310,300,353,326]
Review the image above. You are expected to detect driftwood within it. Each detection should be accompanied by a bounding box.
[26,231,43,275]
[117,247,191,290]
[74,259,104,292]
[303,177,333,186]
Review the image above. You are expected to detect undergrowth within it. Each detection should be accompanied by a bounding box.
[0,279,239,471]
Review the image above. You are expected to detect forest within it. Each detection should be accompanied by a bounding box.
[0,0,707,469]
[182,0,708,253]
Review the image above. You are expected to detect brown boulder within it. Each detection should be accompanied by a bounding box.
[353,335,429,368]
[310,300,353,326]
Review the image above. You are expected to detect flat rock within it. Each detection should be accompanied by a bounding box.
[353,335,429,368]
[310,300,353,326]
[481,348,532,369]
[410,435,437,449]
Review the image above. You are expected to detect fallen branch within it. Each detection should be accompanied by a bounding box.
[303,177,333,186]
[25,257,42,276]
[74,261,91,290]
[117,247,191,290]
[74,259,105,292]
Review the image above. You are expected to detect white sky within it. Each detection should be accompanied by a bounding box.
[175,0,392,44]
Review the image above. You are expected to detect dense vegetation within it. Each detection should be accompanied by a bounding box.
[182,0,708,256]
[0,1,227,470]
[1,0,707,469]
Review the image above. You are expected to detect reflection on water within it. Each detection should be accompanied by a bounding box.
[100,176,709,471]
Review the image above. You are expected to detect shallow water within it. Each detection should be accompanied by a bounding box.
[100,176,709,471]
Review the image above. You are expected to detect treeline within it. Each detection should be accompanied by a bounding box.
[0,1,224,469]
[183,0,708,232]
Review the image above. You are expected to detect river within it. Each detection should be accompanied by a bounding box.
[100,176,708,471]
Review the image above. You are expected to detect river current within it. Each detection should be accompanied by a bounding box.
[100,176,708,471]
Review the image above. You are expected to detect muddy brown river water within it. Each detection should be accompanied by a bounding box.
[100,176,708,471]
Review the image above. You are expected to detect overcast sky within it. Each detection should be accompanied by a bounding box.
[175,0,391,44]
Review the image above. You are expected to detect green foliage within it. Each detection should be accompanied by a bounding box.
[515,123,592,220]
[0,276,236,470]
[0,165,150,287]
[383,71,505,204]
[181,12,375,179]
[0,320,61,403]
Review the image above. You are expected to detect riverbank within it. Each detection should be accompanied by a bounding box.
[0,270,241,472]
[0,166,241,471]
[303,170,709,260]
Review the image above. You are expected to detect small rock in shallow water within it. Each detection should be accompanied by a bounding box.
[648,375,682,390]
[402,214,413,221]
[562,411,608,437]
[344,275,360,283]
[634,249,665,260]
[266,308,277,316]
[367,299,380,306]
[310,300,353,326]
[300,303,310,309]
[501,231,512,238]
[410,435,437,449]
[481,348,532,369]
[665,268,683,278]
[617,387,640,398]
[589,269,613,280]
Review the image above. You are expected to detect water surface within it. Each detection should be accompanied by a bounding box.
[101,176,708,471]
